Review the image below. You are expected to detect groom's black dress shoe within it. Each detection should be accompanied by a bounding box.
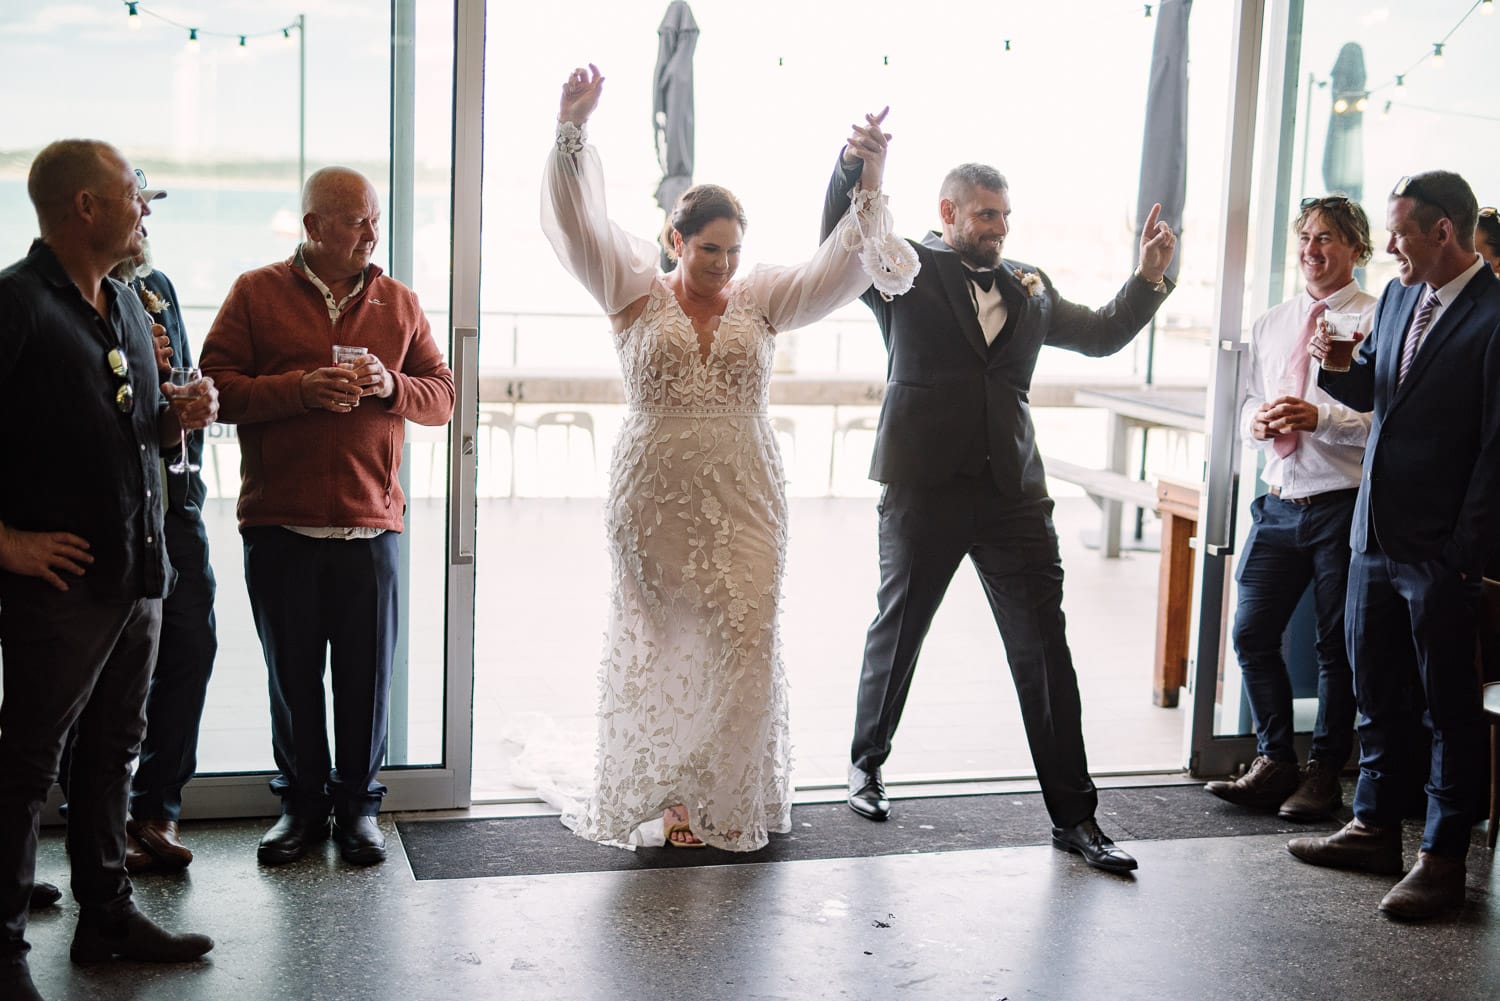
[257,814,329,865]
[1051,818,1138,872]
[332,815,387,866]
[848,765,890,821]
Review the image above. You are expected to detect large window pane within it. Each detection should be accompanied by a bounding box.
[473,2,1236,799]
[0,1,453,780]
[1211,2,1500,742]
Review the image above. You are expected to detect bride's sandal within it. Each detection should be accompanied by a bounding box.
[663,806,705,849]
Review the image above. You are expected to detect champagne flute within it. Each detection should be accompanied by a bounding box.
[169,366,203,474]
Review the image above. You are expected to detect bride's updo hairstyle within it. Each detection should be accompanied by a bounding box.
[662,184,748,262]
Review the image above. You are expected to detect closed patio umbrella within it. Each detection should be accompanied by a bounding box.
[1322,42,1366,201]
[653,0,698,269]
[1134,0,1191,383]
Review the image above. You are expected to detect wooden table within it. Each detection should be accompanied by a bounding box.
[1072,386,1206,558]
[1154,477,1201,708]
[1070,387,1206,709]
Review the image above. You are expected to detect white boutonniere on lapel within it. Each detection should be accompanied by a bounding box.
[1011,267,1045,298]
[369,298,385,306]
[137,286,171,315]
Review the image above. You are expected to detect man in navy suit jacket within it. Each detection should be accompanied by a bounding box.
[1290,170,1500,920]
[823,125,1176,873]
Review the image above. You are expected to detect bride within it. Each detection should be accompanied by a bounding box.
[541,64,914,851]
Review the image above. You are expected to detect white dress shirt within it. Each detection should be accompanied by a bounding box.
[1240,280,1375,499]
[965,270,1009,345]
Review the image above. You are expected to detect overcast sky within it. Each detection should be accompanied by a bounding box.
[1,0,1495,332]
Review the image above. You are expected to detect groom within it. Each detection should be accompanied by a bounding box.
[822,131,1176,873]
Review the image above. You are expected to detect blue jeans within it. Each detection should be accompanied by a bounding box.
[1231,491,1357,764]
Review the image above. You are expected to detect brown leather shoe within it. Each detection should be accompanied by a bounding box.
[1204,755,1301,810]
[1278,758,1343,821]
[127,819,193,870]
[1287,818,1402,874]
[124,835,155,873]
[1379,851,1466,920]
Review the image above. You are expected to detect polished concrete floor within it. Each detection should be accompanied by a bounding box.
[23,804,1498,1001]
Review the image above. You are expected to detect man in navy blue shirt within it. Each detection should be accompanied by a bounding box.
[110,233,218,874]
[0,140,217,1001]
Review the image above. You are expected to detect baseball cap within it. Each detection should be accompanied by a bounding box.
[133,168,167,202]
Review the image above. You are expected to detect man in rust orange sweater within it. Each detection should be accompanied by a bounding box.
[200,166,453,867]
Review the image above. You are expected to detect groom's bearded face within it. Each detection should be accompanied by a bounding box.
[941,185,1011,269]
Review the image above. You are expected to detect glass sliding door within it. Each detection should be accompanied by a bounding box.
[468,1,1241,801]
[1185,0,1500,773]
[0,0,481,816]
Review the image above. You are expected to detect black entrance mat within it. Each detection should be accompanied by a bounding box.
[397,784,1347,881]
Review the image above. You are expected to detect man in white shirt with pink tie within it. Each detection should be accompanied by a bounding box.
[1206,195,1375,821]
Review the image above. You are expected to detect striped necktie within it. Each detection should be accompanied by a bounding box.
[1396,290,1441,388]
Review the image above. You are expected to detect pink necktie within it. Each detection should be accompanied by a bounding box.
[1396,290,1441,388]
[1273,300,1326,457]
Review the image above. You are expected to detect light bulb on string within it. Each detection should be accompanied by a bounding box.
[1395,74,1405,95]
[1381,100,1392,119]
[186,27,199,51]
[283,27,296,48]
[1432,42,1444,67]
[1333,97,1349,114]
[1483,0,1493,16]
[1354,95,1368,112]
[126,2,141,30]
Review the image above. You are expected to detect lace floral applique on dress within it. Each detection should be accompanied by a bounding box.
[540,124,916,851]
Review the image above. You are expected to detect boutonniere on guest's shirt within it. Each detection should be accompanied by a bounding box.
[1011,267,1045,298]
[369,298,385,305]
[137,286,171,315]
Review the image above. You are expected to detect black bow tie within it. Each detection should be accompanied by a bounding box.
[963,267,996,293]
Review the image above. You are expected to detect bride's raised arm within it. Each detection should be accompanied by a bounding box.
[749,107,917,333]
[541,64,659,317]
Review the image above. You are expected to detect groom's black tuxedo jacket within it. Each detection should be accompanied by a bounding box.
[1318,265,1500,577]
[821,160,1171,499]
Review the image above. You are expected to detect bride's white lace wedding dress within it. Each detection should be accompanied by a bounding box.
[541,122,914,851]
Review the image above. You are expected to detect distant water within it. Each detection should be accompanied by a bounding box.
[0,176,626,372]
[1,178,302,312]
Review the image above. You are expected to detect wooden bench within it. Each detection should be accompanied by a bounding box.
[1043,457,1159,513]
[1044,458,1201,709]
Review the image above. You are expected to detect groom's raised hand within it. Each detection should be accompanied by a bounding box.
[1137,202,1177,284]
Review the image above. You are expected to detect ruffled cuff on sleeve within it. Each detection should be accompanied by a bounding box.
[839,187,919,301]
[555,120,587,156]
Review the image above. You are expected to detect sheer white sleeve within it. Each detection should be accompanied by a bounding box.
[541,121,660,315]
[745,186,919,333]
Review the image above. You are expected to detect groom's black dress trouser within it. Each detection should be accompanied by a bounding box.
[851,474,1099,828]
